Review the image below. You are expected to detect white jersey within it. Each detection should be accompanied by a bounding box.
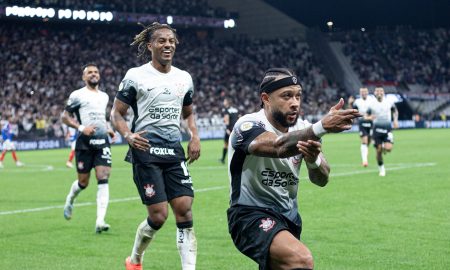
[368,98,396,126]
[65,86,109,136]
[117,63,194,143]
[353,96,375,115]
[228,109,311,223]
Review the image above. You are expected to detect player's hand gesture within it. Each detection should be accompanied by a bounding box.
[108,129,117,143]
[82,125,97,136]
[297,140,321,163]
[187,136,201,164]
[125,130,150,151]
[321,98,361,132]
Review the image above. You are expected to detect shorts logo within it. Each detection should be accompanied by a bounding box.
[77,161,84,170]
[144,184,155,198]
[259,218,276,232]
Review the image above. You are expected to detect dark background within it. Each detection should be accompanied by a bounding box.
[266,0,450,30]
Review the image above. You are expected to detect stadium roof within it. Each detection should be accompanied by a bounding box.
[266,0,450,30]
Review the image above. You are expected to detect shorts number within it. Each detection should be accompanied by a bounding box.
[102,147,112,157]
[180,161,189,176]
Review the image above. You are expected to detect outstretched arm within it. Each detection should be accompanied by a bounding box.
[248,98,361,158]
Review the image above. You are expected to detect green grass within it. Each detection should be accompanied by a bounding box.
[0,129,449,269]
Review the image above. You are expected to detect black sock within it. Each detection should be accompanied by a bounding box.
[378,160,383,166]
[147,217,162,230]
[221,148,227,161]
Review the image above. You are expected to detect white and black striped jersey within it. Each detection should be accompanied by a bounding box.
[66,87,109,135]
[367,98,396,126]
[116,62,194,144]
[353,96,375,115]
[228,109,311,223]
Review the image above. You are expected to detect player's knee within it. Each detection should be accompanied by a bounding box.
[286,246,314,269]
[147,207,168,227]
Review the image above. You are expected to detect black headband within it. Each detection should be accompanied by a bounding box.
[260,76,301,93]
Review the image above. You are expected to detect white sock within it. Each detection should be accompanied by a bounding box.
[177,227,197,270]
[96,183,109,225]
[65,180,83,205]
[361,144,368,163]
[130,220,158,264]
[379,164,385,171]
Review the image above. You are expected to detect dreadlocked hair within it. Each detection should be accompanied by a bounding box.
[259,68,295,90]
[131,22,179,61]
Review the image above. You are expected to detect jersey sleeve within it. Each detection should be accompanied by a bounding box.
[230,120,266,154]
[116,72,138,105]
[65,92,81,113]
[183,74,194,106]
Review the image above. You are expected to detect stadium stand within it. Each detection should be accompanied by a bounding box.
[0,21,335,139]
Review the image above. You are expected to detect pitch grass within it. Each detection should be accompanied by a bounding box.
[0,129,449,270]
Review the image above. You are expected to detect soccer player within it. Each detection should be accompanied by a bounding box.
[366,87,398,176]
[219,97,239,164]
[110,23,201,270]
[0,115,24,168]
[65,125,78,168]
[61,64,116,233]
[227,68,361,270]
[348,87,374,167]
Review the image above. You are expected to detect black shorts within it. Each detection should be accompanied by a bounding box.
[227,205,302,270]
[132,161,194,205]
[75,146,112,173]
[224,132,230,143]
[358,121,372,137]
[372,126,394,147]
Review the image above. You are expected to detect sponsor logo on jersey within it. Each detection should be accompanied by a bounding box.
[89,139,106,145]
[149,147,176,156]
[240,122,253,131]
[259,218,276,232]
[144,184,155,198]
[261,168,299,187]
[148,107,180,120]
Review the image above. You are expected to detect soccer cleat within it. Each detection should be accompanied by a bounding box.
[379,168,386,177]
[125,256,142,270]
[66,161,73,168]
[63,203,73,220]
[0,161,3,168]
[16,161,24,167]
[95,223,111,234]
[362,161,368,167]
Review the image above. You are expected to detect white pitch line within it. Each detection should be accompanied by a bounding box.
[0,186,227,216]
[0,162,436,216]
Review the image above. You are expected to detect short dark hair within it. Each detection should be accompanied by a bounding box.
[260,68,295,91]
[82,63,98,72]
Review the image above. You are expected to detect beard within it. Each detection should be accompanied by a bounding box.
[272,108,298,128]
[87,79,99,88]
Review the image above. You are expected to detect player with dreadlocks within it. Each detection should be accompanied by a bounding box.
[111,22,200,270]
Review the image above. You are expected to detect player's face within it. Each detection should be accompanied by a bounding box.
[148,28,177,66]
[223,99,229,108]
[269,85,302,128]
[82,66,100,87]
[360,88,369,99]
[374,87,384,101]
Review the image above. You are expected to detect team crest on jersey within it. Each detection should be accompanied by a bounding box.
[259,218,276,232]
[144,184,156,198]
[240,122,253,132]
[291,155,301,165]
[77,161,84,170]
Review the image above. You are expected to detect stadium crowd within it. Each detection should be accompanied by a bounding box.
[2,0,233,18]
[342,27,450,94]
[0,22,335,139]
